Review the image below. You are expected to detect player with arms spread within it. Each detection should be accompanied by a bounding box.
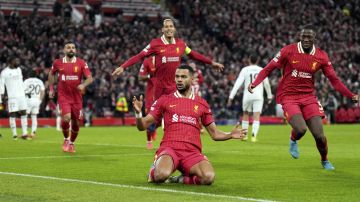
[112,18,224,100]
[132,65,246,185]
[48,41,93,153]
[248,25,359,170]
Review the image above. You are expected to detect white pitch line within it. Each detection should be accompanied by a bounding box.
[0,171,277,202]
[0,153,151,160]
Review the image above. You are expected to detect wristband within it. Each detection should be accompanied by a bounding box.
[135,112,142,118]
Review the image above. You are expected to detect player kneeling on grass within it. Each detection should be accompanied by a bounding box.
[132,65,246,185]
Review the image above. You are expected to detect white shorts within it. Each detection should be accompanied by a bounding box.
[8,97,28,113]
[242,99,264,113]
[27,99,41,114]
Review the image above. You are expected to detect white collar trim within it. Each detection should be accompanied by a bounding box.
[174,90,195,100]
[297,42,315,55]
[62,57,77,63]
[161,35,176,45]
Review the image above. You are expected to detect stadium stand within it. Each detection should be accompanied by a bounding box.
[0,0,359,124]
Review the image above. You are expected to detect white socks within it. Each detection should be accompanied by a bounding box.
[9,117,17,136]
[252,121,260,137]
[20,115,28,135]
[56,116,61,130]
[31,114,37,133]
[241,120,249,131]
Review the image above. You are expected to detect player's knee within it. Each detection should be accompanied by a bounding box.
[201,172,215,185]
[153,169,172,183]
[295,127,307,136]
[62,115,71,122]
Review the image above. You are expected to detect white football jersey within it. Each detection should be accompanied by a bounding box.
[0,67,26,99]
[229,65,272,100]
[24,78,45,101]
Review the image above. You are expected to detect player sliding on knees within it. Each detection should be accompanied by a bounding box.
[132,65,246,185]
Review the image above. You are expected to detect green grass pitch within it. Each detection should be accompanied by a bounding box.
[0,125,359,201]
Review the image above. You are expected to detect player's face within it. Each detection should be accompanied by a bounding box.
[162,20,176,38]
[300,29,316,50]
[175,69,193,93]
[64,43,76,58]
[10,58,20,68]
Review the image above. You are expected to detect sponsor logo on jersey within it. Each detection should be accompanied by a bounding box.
[65,75,79,80]
[162,56,180,63]
[172,113,196,124]
[291,69,312,78]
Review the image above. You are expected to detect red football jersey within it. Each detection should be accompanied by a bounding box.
[120,35,212,97]
[252,42,354,103]
[139,56,157,112]
[51,57,91,104]
[149,91,214,151]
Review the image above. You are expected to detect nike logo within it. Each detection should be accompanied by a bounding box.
[169,105,176,108]
[292,60,300,64]
[59,68,64,71]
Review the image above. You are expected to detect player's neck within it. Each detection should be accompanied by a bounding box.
[65,56,75,63]
[178,89,193,98]
[165,36,174,44]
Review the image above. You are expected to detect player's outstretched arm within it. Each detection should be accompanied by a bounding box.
[187,48,224,72]
[205,122,247,141]
[132,95,155,131]
[48,72,56,99]
[112,51,149,78]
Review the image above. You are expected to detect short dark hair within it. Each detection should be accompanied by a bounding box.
[301,24,316,32]
[7,55,17,63]
[249,54,259,64]
[64,41,75,47]
[177,64,194,75]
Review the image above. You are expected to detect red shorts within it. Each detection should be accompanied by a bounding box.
[58,102,83,120]
[282,96,325,121]
[154,144,208,176]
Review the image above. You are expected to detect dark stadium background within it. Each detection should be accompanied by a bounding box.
[0,0,359,124]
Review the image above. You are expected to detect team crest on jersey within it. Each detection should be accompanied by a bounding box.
[74,66,78,73]
[176,47,179,54]
[312,61,318,70]
[194,105,199,113]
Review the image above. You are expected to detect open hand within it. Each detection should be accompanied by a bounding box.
[211,62,224,72]
[132,95,143,113]
[230,122,247,139]
[112,67,124,78]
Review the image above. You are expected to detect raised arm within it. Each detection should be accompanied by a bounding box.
[132,95,156,131]
[186,46,224,72]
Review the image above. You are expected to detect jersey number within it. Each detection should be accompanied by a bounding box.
[249,73,258,83]
[28,84,41,95]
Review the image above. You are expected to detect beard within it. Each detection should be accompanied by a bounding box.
[66,52,75,58]
[177,83,190,93]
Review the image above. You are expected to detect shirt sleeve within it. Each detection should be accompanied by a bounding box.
[186,45,212,64]
[120,42,155,69]
[50,61,58,75]
[229,69,245,99]
[201,101,214,126]
[139,59,149,77]
[83,62,91,78]
[149,97,164,123]
[252,48,285,87]
[322,54,354,98]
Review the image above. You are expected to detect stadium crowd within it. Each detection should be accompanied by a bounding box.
[0,0,359,123]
